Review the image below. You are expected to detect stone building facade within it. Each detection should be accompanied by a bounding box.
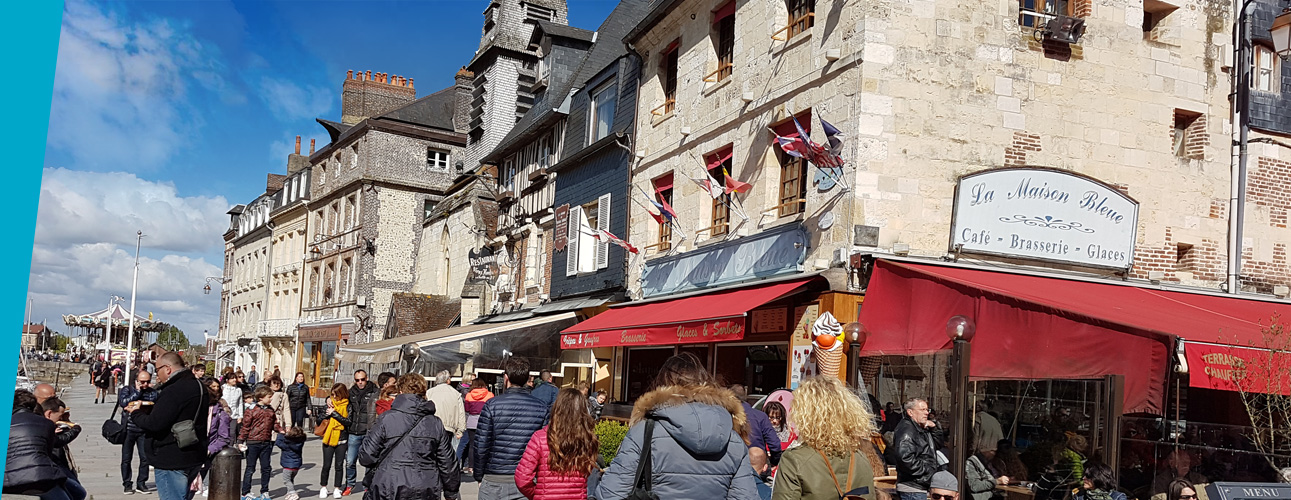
[221,184,275,371]
[623,0,1283,296]
[301,71,467,347]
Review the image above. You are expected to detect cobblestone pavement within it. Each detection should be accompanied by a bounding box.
[63,372,480,500]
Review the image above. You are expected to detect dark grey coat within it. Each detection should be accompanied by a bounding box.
[357,394,460,500]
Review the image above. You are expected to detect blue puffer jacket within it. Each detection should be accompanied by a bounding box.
[596,385,759,500]
[472,386,548,480]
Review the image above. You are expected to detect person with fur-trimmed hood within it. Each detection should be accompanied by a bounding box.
[596,352,760,500]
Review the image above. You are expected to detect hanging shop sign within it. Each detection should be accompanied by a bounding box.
[1186,342,1291,396]
[553,204,570,251]
[559,318,745,349]
[641,223,808,298]
[466,247,500,284]
[949,167,1139,270]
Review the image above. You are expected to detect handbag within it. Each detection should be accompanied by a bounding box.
[626,418,660,500]
[102,396,127,445]
[170,379,204,449]
[818,449,869,500]
[314,416,331,438]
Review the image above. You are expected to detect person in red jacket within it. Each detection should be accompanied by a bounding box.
[515,388,600,500]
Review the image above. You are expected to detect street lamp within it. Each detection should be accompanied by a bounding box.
[946,315,976,498]
[842,322,869,389]
[204,276,229,295]
[1274,9,1291,59]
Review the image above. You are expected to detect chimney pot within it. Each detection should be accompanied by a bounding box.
[365,70,372,81]
[347,70,353,79]
[409,78,414,89]
[295,136,301,154]
[310,139,316,154]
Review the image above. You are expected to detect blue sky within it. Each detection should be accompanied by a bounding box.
[33,0,619,344]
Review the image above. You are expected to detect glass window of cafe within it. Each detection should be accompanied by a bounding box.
[620,343,789,402]
[299,340,336,397]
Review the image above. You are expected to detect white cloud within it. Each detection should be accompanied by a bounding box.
[29,168,229,344]
[46,0,223,170]
[35,168,229,253]
[259,77,332,122]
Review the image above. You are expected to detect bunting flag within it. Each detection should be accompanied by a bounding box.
[594,229,639,254]
[722,167,752,194]
[636,186,677,222]
[688,173,725,200]
[775,134,809,158]
[791,116,848,190]
[820,118,844,157]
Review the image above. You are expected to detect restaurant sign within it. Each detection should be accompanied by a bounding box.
[641,224,808,298]
[1186,342,1291,396]
[466,247,499,284]
[950,167,1139,270]
[560,318,745,349]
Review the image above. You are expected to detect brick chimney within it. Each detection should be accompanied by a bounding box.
[454,67,474,134]
[287,135,309,174]
[341,69,418,125]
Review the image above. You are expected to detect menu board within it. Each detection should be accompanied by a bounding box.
[751,307,788,333]
[788,304,818,390]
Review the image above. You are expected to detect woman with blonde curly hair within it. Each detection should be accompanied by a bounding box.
[772,376,879,500]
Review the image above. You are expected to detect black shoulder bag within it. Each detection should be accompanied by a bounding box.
[102,397,127,445]
[626,418,660,500]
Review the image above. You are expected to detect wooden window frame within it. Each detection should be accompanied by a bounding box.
[1255,45,1281,93]
[786,0,815,39]
[661,45,679,114]
[708,15,736,82]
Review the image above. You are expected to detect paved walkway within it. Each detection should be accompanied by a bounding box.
[63,372,480,500]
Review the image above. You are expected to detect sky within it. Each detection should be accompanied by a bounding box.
[34,0,620,345]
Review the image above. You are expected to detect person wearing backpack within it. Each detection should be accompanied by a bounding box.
[357,373,461,500]
[595,352,759,500]
[770,376,878,500]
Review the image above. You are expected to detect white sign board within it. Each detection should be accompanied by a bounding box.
[950,168,1139,270]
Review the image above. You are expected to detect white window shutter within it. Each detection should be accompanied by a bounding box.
[578,208,596,273]
[596,193,611,269]
[566,206,581,276]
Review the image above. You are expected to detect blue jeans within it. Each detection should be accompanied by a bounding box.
[121,430,150,488]
[345,433,366,488]
[242,441,273,495]
[478,478,526,500]
[900,492,929,500]
[155,467,200,500]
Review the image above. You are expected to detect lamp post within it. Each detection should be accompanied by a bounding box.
[125,231,143,388]
[946,315,976,495]
[843,322,869,389]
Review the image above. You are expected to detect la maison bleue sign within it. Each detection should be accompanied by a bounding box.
[950,168,1140,270]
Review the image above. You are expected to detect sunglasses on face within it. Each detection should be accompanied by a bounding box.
[1180,496,1198,499]
[355,378,367,382]
[931,493,957,500]
[138,380,151,385]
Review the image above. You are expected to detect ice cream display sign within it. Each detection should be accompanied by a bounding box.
[950,167,1139,270]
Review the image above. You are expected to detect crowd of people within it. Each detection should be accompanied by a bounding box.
[6,349,1243,500]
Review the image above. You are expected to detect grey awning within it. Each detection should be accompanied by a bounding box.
[338,312,577,365]
[533,296,611,314]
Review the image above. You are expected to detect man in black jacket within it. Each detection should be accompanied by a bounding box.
[119,370,159,494]
[125,352,209,500]
[4,390,73,499]
[344,369,378,496]
[474,358,547,500]
[892,398,944,500]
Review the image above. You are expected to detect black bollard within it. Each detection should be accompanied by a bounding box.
[210,446,243,500]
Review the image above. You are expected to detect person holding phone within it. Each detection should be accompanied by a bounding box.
[119,370,159,494]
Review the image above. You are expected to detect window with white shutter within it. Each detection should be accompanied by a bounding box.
[566,206,582,276]
[596,193,611,269]
[578,203,597,273]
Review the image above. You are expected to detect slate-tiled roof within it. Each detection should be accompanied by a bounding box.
[481,0,651,164]
[386,293,461,339]
[317,119,351,143]
[376,85,457,132]
[532,20,595,43]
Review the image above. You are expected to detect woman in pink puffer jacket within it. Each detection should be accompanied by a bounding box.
[515,388,600,500]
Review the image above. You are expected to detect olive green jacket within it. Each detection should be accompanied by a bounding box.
[772,445,877,500]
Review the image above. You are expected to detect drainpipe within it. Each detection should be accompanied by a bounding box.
[1228,0,1254,294]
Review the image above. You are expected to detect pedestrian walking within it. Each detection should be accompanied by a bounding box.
[770,376,878,500]
[376,372,398,390]
[461,378,494,475]
[530,370,558,410]
[94,362,113,404]
[587,391,606,419]
[357,373,461,500]
[929,472,960,500]
[765,401,796,450]
[124,353,211,500]
[426,370,466,459]
[236,371,252,396]
[276,426,307,500]
[732,384,782,466]
[222,373,244,439]
[891,398,944,500]
[595,352,758,500]
[119,369,159,494]
[192,364,206,380]
[199,376,233,497]
[287,373,312,429]
[458,373,475,397]
[474,358,549,500]
[268,376,292,429]
[344,370,379,496]
[247,365,259,387]
[375,385,399,416]
[514,388,599,500]
[319,383,351,499]
[5,390,80,500]
[239,385,283,500]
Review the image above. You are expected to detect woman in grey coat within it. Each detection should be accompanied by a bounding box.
[596,353,760,500]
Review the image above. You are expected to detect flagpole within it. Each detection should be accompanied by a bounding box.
[125,230,143,389]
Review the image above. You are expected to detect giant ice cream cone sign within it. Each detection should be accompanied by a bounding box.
[812,312,846,380]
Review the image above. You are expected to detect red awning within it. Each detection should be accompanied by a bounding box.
[561,278,814,349]
[1186,342,1291,396]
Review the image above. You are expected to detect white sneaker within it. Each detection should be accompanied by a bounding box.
[318,488,328,499]
[332,488,342,499]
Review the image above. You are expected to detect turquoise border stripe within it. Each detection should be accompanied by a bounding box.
[0,0,64,471]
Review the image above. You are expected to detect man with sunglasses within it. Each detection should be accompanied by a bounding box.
[119,369,159,494]
[929,471,960,500]
[126,352,211,500]
[344,369,379,496]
